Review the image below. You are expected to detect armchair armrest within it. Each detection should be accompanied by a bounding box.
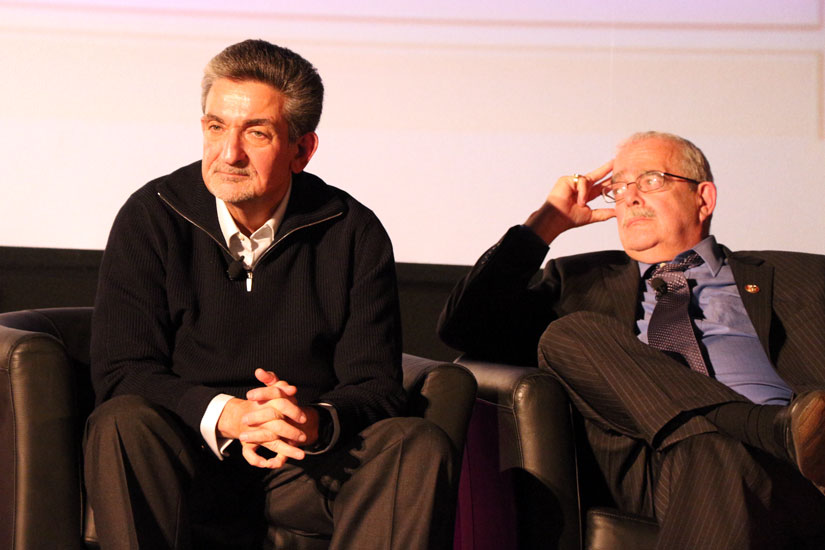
[0,308,93,550]
[402,353,477,468]
[455,356,582,550]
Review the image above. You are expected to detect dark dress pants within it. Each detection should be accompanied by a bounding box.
[84,395,455,550]
[539,311,825,550]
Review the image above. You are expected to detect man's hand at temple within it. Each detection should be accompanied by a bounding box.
[525,159,615,244]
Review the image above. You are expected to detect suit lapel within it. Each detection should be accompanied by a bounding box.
[603,258,641,330]
[727,249,775,358]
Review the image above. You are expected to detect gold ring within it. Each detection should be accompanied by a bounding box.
[572,173,583,184]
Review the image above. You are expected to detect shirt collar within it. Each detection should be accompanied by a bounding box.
[215,183,292,248]
[637,235,724,277]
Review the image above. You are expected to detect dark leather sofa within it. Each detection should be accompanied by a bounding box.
[0,307,477,549]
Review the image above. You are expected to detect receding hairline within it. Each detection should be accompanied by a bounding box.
[618,131,689,154]
[616,131,713,183]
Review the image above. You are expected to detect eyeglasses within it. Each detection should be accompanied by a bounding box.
[601,171,700,203]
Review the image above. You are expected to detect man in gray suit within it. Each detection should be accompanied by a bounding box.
[440,131,825,549]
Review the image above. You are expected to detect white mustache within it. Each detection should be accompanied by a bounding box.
[622,207,655,228]
[214,166,250,176]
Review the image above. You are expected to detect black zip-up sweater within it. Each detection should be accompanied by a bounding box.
[91,161,405,444]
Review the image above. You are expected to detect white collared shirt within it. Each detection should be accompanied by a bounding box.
[215,184,291,271]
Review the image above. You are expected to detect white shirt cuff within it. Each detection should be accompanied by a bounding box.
[200,393,236,460]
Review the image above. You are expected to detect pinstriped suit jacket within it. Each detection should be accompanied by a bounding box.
[439,225,825,393]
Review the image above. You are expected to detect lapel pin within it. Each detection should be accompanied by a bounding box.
[744,284,760,294]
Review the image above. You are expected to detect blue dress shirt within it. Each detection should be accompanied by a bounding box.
[637,236,792,405]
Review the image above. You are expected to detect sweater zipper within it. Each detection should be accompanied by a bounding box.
[157,192,233,255]
[242,212,343,292]
[157,192,343,292]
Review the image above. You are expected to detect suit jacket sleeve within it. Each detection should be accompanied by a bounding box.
[438,225,564,365]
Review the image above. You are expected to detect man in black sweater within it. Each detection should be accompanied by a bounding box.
[85,39,453,550]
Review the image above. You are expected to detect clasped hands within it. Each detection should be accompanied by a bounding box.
[525,159,616,244]
[217,368,320,469]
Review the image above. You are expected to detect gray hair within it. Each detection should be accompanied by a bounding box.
[619,131,714,183]
[201,39,324,142]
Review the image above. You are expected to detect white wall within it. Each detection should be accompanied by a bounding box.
[2,0,824,264]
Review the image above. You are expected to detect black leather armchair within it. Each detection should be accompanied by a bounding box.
[454,356,658,550]
[0,307,477,550]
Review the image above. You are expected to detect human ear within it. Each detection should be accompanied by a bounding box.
[290,132,319,173]
[696,181,717,223]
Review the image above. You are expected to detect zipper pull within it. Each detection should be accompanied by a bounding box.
[246,271,253,292]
